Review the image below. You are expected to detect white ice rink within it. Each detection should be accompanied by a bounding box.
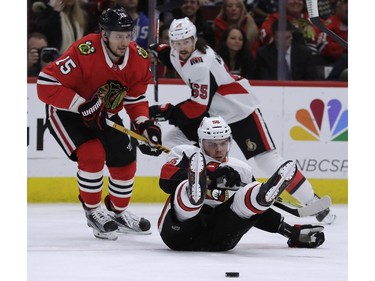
[27,203,348,281]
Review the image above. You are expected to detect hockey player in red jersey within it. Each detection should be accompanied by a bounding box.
[157,116,325,251]
[37,7,163,240]
[149,17,335,224]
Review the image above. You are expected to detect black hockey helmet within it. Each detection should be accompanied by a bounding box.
[99,7,134,32]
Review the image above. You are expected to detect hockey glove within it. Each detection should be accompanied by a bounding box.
[137,119,163,156]
[148,43,172,66]
[207,165,242,188]
[287,224,325,248]
[78,96,107,132]
[149,104,174,122]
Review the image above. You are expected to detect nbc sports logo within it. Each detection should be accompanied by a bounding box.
[290,99,348,142]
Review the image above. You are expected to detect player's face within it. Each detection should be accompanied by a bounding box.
[171,38,195,61]
[106,31,132,57]
[202,139,230,162]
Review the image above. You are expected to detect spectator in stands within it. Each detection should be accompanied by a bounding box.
[216,26,255,79]
[317,0,339,19]
[115,0,149,49]
[32,0,88,53]
[247,0,279,28]
[170,0,216,48]
[28,32,49,77]
[255,20,319,80]
[326,53,347,81]
[81,0,115,33]
[318,0,348,65]
[259,0,321,55]
[212,0,259,55]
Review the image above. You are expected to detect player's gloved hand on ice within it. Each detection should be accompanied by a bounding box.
[78,95,107,132]
[287,224,325,248]
[207,164,241,188]
[149,103,174,122]
[148,43,171,66]
[137,119,162,156]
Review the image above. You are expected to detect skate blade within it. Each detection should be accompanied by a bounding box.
[116,226,152,235]
[92,229,118,240]
[189,152,205,203]
[321,213,337,225]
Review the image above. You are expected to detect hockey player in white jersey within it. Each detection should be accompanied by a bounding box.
[149,17,335,224]
[157,116,325,251]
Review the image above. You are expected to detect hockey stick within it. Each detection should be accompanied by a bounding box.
[105,118,171,153]
[305,0,348,49]
[274,195,332,217]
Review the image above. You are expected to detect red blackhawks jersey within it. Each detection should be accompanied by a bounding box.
[37,33,152,122]
[159,145,254,207]
[169,45,260,125]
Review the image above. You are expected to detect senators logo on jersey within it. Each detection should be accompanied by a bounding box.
[96,80,128,110]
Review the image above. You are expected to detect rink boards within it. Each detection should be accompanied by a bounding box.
[27,79,348,203]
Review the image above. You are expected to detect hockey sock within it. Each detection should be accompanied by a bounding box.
[77,169,104,208]
[173,180,203,222]
[230,182,269,219]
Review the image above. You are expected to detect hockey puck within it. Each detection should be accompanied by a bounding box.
[225,272,239,278]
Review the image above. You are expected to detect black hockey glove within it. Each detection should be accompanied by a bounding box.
[137,119,162,156]
[148,43,172,66]
[149,103,174,122]
[78,96,107,132]
[287,224,325,248]
[208,165,242,188]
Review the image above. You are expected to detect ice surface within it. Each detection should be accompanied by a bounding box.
[27,203,348,281]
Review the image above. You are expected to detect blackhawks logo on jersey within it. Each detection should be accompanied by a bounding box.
[78,41,95,55]
[136,46,148,59]
[95,80,128,110]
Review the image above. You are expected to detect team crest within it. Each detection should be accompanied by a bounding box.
[137,46,148,59]
[207,189,230,202]
[245,139,257,151]
[78,41,95,55]
[96,80,128,110]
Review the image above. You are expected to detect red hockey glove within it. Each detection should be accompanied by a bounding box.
[149,103,174,122]
[78,96,107,132]
[287,224,325,248]
[148,43,172,67]
[137,120,162,156]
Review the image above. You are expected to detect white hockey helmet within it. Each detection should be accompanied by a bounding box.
[198,116,232,152]
[168,17,197,45]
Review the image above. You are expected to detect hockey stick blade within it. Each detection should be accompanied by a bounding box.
[274,195,332,217]
[310,17,348,49]
[105,119,171,154]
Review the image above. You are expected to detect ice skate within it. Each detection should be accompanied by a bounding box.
[103,195,152,234]
[257,160,297,207]
[109,210,152,234]
[84,206,119,240]
[313,194,336,224]
[186,151,207,205]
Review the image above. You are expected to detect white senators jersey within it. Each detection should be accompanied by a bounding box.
[161,145,254,207]
[170,46,260,124]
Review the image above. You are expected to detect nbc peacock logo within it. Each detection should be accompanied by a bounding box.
[290,99,348,141]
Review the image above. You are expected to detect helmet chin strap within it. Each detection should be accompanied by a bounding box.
[103,38,122,59]
[102,31,123,59]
